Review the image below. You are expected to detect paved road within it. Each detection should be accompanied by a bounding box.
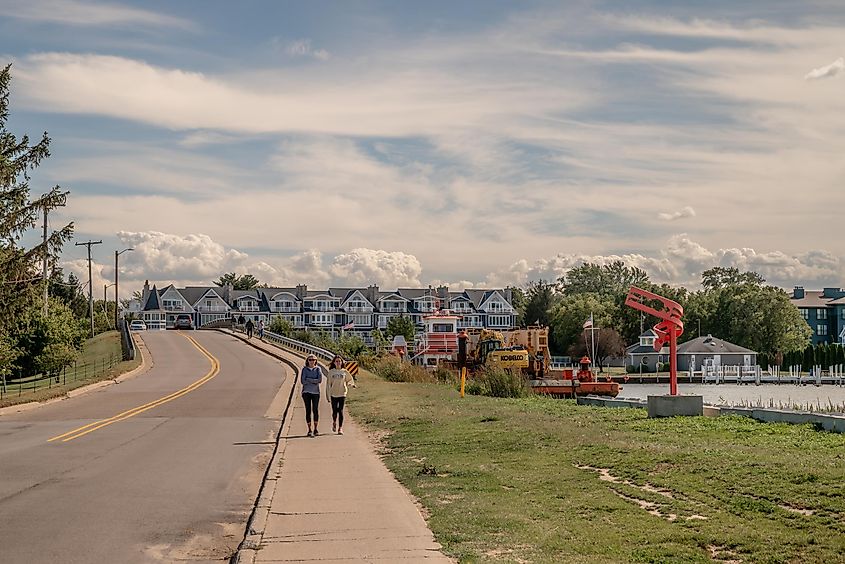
[0,330,291,563]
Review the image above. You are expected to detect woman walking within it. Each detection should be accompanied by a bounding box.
[300,354,322,437]
[326,355,356,435]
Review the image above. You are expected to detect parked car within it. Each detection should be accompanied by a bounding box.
[129,320,147,331]
[174,314,193,330]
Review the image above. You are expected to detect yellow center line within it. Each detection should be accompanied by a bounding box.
[48,333,220,443]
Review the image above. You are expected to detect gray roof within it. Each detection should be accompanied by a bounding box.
[180,286,213,305]
[792,291,834,307]
[677,335,756,355]
[143,285,161,310]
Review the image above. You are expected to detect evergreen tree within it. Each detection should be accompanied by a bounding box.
[1,64,75,378]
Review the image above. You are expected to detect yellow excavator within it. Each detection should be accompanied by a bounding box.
[464,326,550,376]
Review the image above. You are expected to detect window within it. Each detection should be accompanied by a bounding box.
[351,314,371,325]
[487,315,510,327]
[817,308,828,320]
[162,299,183,310]
[487,301,504,312]
[800,308,809,320]
[817,324,828,336]
[841,309,845,320]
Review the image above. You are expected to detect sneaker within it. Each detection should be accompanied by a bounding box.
[313,428,319,436]
[337,428,343,435]
[306,430,312,437]
[332,422,336,432]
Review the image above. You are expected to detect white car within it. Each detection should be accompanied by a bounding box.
[129,320,147,331]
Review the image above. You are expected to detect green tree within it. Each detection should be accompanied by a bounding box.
[386,315,415,345]
[48,269,87,318]
[506,285,526,326]
[1,64,75,378]
[560,260,649,299]
[214,272,260,290]
[370,328,390,352]
[523,280,558,328]
[700,267,765,291]
[549,293,615,355]
[567,327,626,372]
[268,316,294,336]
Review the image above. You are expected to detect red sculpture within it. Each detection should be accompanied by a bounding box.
[624,286,684,395]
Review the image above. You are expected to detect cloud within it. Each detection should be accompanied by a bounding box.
[0,0,193,29]
[278,38,331,60]
[328,249,423,287]
[66,230,845,301]
[658,206,696,221]
[805,57,844,80]
[484,234,845,289]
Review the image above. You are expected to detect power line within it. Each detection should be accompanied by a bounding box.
[75,240,102,338]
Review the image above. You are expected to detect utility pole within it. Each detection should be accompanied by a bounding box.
[115,248,134,329]
[42,206,48,316]
[75,240,102,338]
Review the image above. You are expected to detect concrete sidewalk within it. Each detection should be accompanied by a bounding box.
[233,334,452,563]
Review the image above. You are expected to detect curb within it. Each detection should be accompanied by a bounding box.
[219,329,302,564]
[0,332,150,417]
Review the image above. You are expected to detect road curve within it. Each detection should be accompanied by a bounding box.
[0,330,290,563]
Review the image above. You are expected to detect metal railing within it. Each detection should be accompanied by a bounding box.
[0,352,122,400]
[233,326,335,362]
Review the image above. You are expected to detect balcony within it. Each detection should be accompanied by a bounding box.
[239,306,260,312]
[344,306,373,313]
[197,306,228,312]
[380,306,405,313]
[273,306,301,312]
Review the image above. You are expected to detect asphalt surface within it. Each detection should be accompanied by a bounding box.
[0,330,291,563]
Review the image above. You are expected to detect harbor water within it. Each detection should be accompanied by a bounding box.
[617,383,845,412]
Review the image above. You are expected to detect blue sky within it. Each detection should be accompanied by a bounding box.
[2,1,844,294]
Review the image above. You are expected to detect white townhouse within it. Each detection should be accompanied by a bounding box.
[135,282,518,334]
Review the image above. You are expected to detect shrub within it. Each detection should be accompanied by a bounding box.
[368,355,435,383]
[465,365,529,398]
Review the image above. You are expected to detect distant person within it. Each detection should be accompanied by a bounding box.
[301,354,323,437]
[245,318,254,339]
[238,314,245,325]
[326,355,356,435]
[258,319,265,340]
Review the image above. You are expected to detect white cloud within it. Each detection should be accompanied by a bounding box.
[328,249,423,288]
[658,206,696,221]
[805,57,844,80]
[485,234,845,289]
[0,0,193,29]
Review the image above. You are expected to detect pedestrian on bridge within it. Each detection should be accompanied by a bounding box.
[245,318,254,339]
[326,355,356,435]
[301,354,323,437]
[258,319,265,340]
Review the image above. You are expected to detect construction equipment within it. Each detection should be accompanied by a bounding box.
[529,355,620,397]
[463,326,550,375]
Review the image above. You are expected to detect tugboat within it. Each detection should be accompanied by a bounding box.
[530,356,620,397]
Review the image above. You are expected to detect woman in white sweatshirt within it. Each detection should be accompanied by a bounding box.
[326,355,356,434]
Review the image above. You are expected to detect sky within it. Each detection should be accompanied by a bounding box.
[2,0,844,297]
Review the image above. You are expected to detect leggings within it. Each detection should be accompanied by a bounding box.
[302,393,320,423]
[330,396,346,427]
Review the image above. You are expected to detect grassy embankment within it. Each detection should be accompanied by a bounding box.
[348,370,845,563]
[0,331,141,408]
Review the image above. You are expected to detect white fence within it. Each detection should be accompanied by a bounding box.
[696,364,845,386]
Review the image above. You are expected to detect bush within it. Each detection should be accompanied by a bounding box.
[368,355,435,383]
[465,365,529,398]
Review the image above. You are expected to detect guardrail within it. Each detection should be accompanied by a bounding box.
[119,319,136,361]
[232,326,335,362]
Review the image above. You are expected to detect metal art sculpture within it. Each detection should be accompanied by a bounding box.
[624,286,685,395]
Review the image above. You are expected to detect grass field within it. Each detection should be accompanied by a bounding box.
[348,371,845,563]
[0,331,141,408]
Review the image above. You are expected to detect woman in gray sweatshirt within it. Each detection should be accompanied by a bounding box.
[300,354,323,436]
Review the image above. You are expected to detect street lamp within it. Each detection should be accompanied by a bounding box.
[115,248,134,329]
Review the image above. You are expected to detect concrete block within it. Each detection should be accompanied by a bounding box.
[719,406,754,418]
[647,395,703,418]
[702,405,721,418]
